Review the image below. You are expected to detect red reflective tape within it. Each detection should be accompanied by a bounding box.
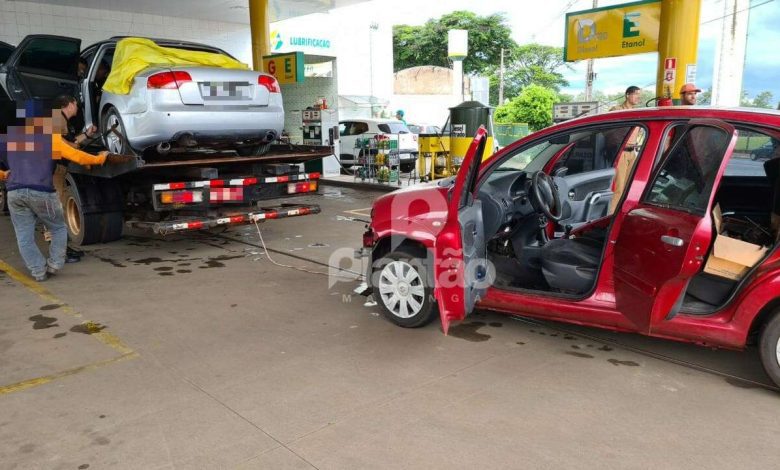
[277,176,289,183]
[188,221,204,229]
[299,207,311,215]
[210,179,225,188]
[309,172,321,179]
[265,211,279,219]
[169,182,186,190]
[243,177,258,185]
[230,215,245,223]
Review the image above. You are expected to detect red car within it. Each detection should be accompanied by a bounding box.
[363,107,780,386]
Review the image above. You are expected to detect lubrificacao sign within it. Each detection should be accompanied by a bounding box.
[564,0,661,62]
[270,30,332,52]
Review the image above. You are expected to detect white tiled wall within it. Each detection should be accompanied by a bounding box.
[0,0,253,65]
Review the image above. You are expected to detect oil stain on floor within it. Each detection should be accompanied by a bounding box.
[449,322,491,342]
[29,314,58,330]
[70,322,107,335]
[565,351,595,359]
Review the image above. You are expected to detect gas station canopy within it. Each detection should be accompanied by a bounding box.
[23,0,370,22]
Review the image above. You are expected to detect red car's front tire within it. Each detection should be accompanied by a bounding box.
[372,250,437,328]
[759,312,780,387]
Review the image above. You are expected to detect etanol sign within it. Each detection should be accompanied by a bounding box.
[564,0,661,62]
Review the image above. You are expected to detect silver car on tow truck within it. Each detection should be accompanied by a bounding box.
[0,35,283,157]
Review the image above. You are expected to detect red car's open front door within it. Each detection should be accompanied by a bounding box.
[434,127,489,333]
[612,119,738,332]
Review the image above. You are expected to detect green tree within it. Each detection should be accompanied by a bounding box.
[393,11,516,74]
[494,84,558,131]
[489,44,570,105]
[751,91,774,108]
[698,89,712,105]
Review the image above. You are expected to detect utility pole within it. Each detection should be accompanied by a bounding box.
[498,48,505,105]
[711,0,749,106]
[583,0,597,101]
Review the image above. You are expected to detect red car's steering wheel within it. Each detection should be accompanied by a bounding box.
[531,171,563,221]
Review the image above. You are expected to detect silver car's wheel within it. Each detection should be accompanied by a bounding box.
[102,107,132,155]
[373,250,436,328]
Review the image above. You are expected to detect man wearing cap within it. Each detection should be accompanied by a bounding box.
[680,83,701,105]
[610,86,642,111]
[395,110,407,125]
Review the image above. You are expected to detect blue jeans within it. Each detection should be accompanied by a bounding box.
[7,188,67,278]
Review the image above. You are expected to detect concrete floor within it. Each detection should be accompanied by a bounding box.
[1,185,779,469]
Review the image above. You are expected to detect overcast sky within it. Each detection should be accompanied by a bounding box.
[362,0,780,104]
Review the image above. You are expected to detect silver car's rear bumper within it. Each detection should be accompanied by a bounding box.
[102,87,284,151]
[124,106,284,149]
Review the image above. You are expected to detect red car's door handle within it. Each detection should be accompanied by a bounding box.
[661,235,684,247]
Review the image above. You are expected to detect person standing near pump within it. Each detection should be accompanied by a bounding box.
[395,109,407,125]
[680,83,701,105]
[608,86,643,214]
[610,86,642,111]
[0,102,112,281]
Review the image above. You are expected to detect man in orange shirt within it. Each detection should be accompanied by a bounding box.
[1,106,110,281]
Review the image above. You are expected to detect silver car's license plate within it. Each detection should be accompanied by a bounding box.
[199,82,251,100]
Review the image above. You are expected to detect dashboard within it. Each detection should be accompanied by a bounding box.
[478,170,537,238]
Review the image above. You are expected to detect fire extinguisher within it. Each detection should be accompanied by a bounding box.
[655,84,673,107]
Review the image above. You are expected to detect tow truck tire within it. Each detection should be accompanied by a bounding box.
[237,142,273,157]
[759,312,780,387]
[372,250,436,328]
[63,175,124,246]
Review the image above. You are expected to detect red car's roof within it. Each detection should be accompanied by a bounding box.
[557,106,780,130]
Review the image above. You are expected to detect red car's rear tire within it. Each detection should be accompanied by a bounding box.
[759,312,780,387]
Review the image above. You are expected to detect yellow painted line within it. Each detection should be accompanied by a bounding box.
[0,352,138,395]
[0,258,138,395]
[344,207,372,217]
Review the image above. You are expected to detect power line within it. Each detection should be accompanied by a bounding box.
[531,0,582,40]
[700,0,774,25]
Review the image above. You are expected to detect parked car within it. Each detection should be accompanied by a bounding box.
[407,123,442,135]
[338,118,418,172]
[750,140,778,161]
[0,35,283,156]
[0,41,13,64]
[362,106,780,387]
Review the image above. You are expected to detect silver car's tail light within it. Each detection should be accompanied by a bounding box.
[258,75,280,93]
[147,71,193,89]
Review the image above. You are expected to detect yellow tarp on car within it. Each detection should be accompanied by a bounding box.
[102,37,249,95]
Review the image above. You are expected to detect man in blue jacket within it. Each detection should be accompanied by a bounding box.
[1,102,109,281]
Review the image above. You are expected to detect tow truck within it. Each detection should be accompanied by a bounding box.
[60,143,329,245]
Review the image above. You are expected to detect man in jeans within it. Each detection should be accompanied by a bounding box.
[0,105,110,281]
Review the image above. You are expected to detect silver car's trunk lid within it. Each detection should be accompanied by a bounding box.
[173,66,270,106]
